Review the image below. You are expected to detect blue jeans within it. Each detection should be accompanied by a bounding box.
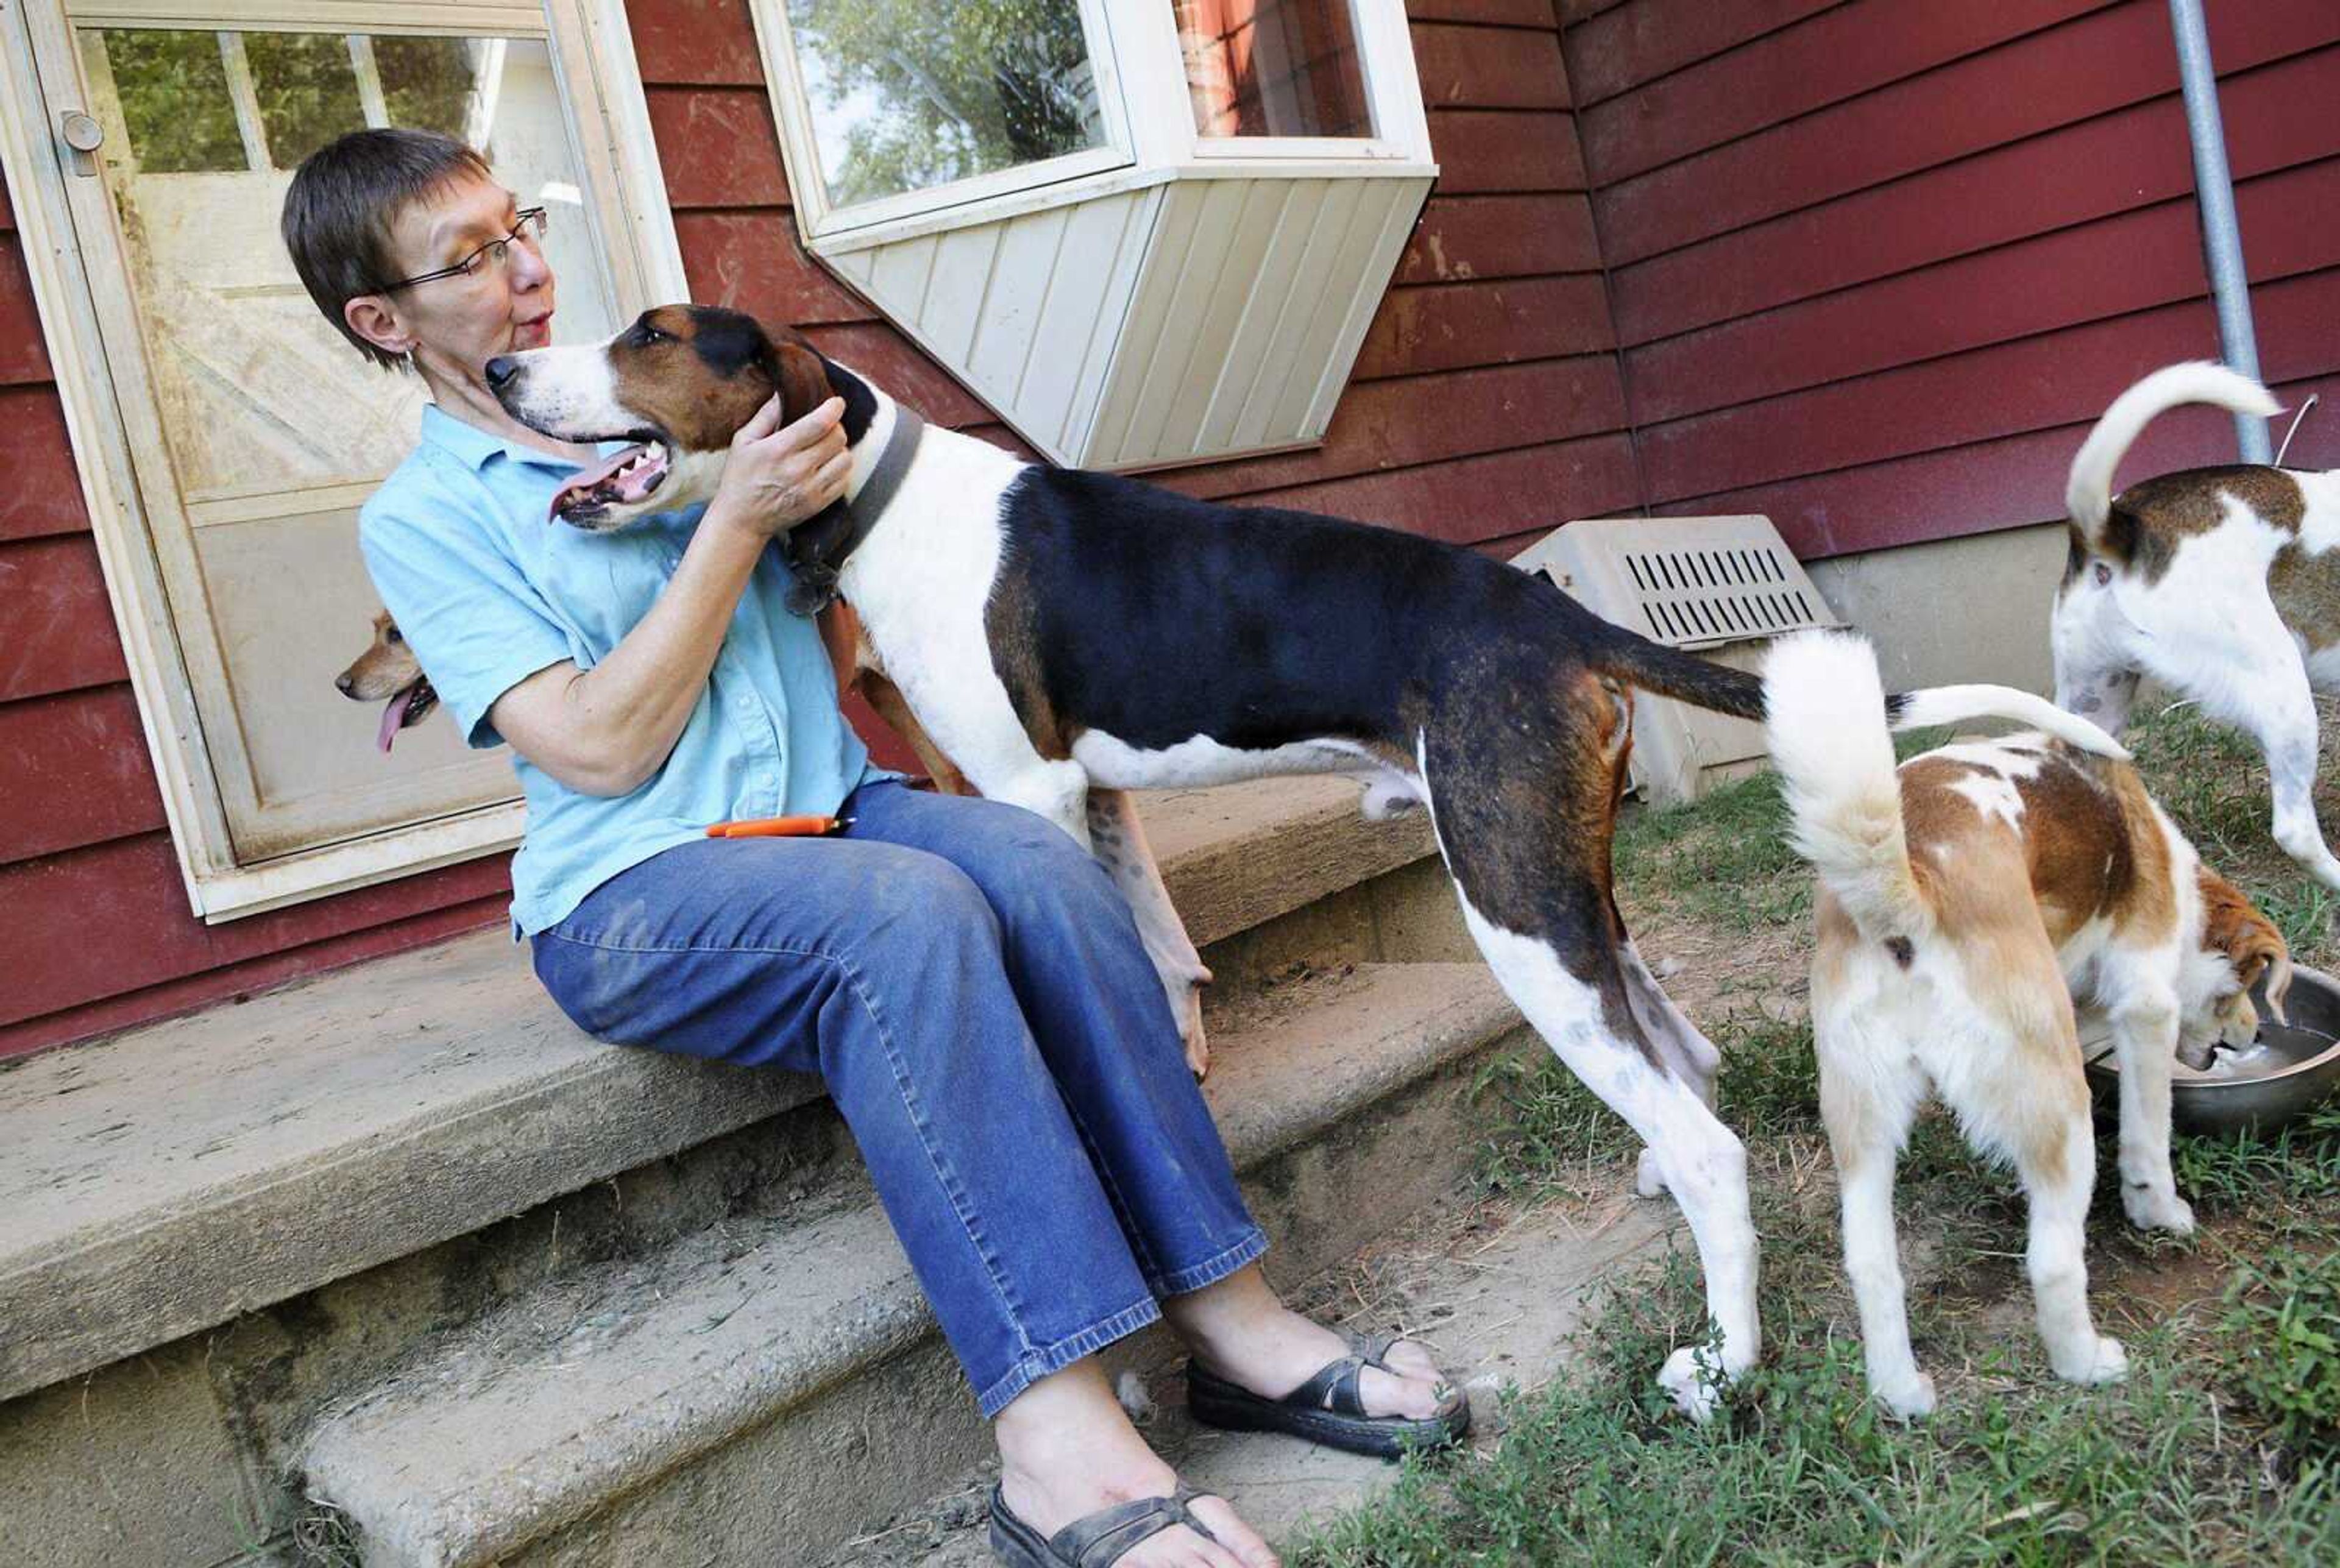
[531,778,1268,1417]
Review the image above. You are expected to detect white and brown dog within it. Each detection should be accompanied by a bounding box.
[482,303,2125,1416]
[2054,362,2340,889]
[1766,631,2290,1419]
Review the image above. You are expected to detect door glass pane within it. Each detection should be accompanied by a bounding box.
[243,32,367,168]
[105,29,246,172]
[785,0,1107,207]
[374,36,479,138]
[77,26,622,860]
[1173,0,1374,139]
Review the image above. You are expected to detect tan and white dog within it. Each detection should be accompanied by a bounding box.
[2053,362,2340,889]
[1765,631,2291,1419]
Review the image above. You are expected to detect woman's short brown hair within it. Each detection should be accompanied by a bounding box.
[281,127,491,371]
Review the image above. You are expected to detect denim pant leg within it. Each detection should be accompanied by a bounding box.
[841,780,1268,1296]
[532,833,1160,1416]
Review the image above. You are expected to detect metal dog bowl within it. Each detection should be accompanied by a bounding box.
[2082,963,2340,1137]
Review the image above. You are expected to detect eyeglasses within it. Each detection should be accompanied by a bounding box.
[379,207,548,293]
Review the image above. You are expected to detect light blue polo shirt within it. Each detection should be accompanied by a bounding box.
[359,403,876,935]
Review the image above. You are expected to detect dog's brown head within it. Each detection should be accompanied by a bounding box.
[2189,865,2294,1066]
[483,305,850,531]
[336,611,438,752]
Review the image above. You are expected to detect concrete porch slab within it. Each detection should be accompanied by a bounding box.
[1,778,1435,1403]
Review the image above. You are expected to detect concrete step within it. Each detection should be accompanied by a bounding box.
[843,1191,1680,1567]
[0,778,1436,1405]
[299,961,1533,1568]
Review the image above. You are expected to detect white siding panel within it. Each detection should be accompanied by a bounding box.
[920,225,1002,365]
[1194,179,1330,457]
[1083,183,1210,466]
[1265,180,1400,441]
[1058,188,1161,459]
[1116,180,1256,464]
[1299,181,1425,438]
[1015,191,1144,452]
[865,234,937,322]
[966,207,1072,408]
[814,172,1426,469]
[1155,180,1292,462]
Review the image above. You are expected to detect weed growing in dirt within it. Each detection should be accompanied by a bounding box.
[2218,1246,2340,1460]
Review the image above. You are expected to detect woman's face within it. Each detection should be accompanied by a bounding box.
[374,174,558,389]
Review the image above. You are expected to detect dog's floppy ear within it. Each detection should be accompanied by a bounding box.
[2203,867,2294,1025]
[2246,938,2296,1027]
[759,322,835,426]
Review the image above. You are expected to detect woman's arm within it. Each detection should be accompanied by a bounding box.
[490,394,850,796]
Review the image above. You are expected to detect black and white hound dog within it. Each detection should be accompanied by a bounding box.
[486,304,2120,1417]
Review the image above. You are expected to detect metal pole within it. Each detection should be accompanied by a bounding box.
[2168,0,2271,463]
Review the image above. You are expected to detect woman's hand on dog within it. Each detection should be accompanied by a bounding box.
[707,394,851,542]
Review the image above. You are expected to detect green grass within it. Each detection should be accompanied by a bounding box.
[1328,700,2340,1565]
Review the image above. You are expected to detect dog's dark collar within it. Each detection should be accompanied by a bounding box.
[781,405,924,617]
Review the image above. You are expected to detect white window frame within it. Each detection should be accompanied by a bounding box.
[753,0,1435,254]
[1120,0,1429,167]
[756,0,1139,242]
[0,0,687,921]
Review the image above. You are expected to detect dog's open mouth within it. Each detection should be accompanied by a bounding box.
[548,438,671,525]
[378,676,439,753]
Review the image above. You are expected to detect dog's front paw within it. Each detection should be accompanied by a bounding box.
[1635,1147,1668,1200]
[1658,1346,1730,1422]
[1872,1369,1937,1421]
[2122,1182,2195,1236]
[2052,1335,2128,1387]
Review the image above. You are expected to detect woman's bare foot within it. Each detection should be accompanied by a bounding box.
[1165,1265,1456,1420]
[994,1361,1277,1568]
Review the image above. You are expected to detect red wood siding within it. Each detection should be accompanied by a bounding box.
[1563,0,2340,558]
[3,0,1618,1056]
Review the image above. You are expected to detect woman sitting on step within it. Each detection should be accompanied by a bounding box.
[285,128,1465,1568]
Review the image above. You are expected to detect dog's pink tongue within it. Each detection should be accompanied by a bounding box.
[547,443,649,520]
[377,686,417,753]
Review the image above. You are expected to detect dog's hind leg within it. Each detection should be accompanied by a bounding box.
[1458,902,1758,1419]
[2136,590,2340,891]
[1814,995,1934,1417]
[1945,942,2127,1390]
[1087,788,1214,1077]
[1419,711,1757,1420]
[2244,670,2340,893]
[1617,937,1725,1199]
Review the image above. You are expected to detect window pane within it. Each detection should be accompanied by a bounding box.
[374,35,479,139]
[243,31,367,168]
[1174,0,1374,139]
[786,0,1105,207]
[100,30,247,173]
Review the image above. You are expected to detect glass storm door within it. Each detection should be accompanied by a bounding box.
[42,7,623,863]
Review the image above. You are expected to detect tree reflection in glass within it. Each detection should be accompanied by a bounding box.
[787,0,1105,207]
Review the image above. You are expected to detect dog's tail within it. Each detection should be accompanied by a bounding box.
[1761,631,1932,942]
[1578,612,2130,761]
[1581,626,1768,720]
[2066,361,2281,548]
[1760,631,2129,942]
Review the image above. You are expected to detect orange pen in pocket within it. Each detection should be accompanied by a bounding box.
[704,814,852,839]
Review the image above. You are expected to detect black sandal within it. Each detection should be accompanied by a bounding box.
[1185,1331,1470,1461]
[989,1481,1225,1567]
